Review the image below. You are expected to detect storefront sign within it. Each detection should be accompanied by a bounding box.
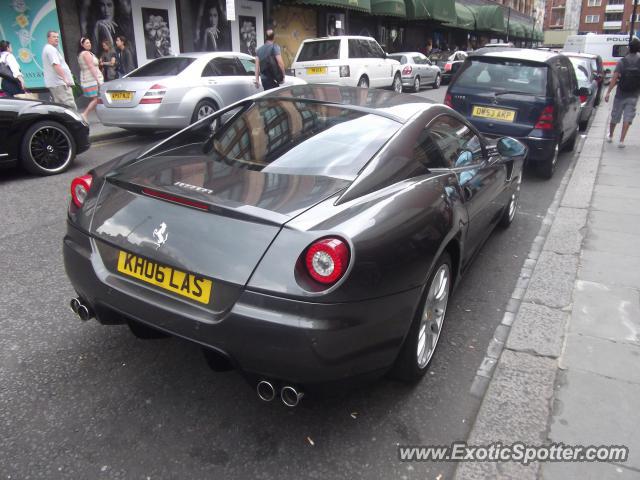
[227,0,236,22]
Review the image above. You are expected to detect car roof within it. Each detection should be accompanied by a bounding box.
[264,84,435,123]
[302,36,374,42]
[162,51,253,60]
[562,51,601,60]
[391,52,424,56]
[470,47,562,63]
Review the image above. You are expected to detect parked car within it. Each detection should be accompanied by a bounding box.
[564,33,629,83]
[445,48,587,178]
[562,51,603,106]
[290,36,402,91]
[388,51,441,91]
[436,50,467,84]
[96,52,305,132]
[0,98,89,175]
[64,85,526,404]
[572,63,597,131]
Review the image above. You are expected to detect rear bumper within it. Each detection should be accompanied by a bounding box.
[63,222,419,386]
[96,103,188,129]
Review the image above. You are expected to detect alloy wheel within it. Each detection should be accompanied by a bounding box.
[393,75,402,93]
[198,104,216,120]
[434,74,441,88]
[416,264,450,369]
[358,77,369,88]
[29,125,72,173]
[414,76,420,92]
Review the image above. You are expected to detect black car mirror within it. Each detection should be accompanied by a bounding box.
[577,86,590,97]
[496,137,527,158]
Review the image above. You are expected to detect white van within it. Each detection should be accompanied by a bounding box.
[563,34,630,79]
[291,36,402,91]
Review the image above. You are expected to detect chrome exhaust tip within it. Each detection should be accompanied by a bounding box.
[77,304,92,321]
[256,380,276,402]
[70,298,81,315]
[281,386,304,407]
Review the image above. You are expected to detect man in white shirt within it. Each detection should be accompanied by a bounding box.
[42,31,77,110]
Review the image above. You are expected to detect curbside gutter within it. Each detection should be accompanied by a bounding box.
[455,104,608,480]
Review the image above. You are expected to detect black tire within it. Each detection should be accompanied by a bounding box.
[389,252,452,382]
[537,141,559,179]
[562,125,578,152]
[392,73,403,93]
[579,118,589,132]
[432,73,441,89]
[127,320,170,339]
[20,120,76,175]
[191,99,218,124]
[498,179,521,228]
[412,75,421,93]
[357,76,369,89]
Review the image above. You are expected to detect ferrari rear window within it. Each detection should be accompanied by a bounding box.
[128,57,195,77]
[209,99,401,179]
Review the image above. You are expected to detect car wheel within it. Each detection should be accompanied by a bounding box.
[191,99,218,124]
[538,141,559,179]
[390,252,452,382]
[498,178,521,228]
[392,73,402,93]
[127,320,170,339]
[357,76,369,89]
[433,73,441,89]
[562,125,579,152]
[579,118,589,132]
[412,76,421,92]
[20,120,76,176]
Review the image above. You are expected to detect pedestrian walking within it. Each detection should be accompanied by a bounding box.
[42,31,77,110]
[605,36,640,148]
[254,29,285,91]
[78,37,104,123]
[0,40,26,97]
[99,39,117,82]
[115,35,135,78]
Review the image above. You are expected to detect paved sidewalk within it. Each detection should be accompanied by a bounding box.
[85,110,131,143]
[455,101,640,479]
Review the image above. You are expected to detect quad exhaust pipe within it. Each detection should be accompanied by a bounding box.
[256,380,304,407]
[69,297,93,321]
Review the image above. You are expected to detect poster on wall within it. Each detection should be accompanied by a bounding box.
[0,0,65,89]
[192,0,232,52]
[77,0,137,68]
[326,13,345,36]
[231,0,263,56]
[131,0,180,66]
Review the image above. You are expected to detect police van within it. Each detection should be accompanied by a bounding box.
[563,34,630,81]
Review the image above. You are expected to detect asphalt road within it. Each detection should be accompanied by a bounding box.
[0,89,581,480]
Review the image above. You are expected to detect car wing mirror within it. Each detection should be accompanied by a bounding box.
[496,137,527,159]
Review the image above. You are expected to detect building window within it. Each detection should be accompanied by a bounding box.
[585,14,600,22]
[587,0,601,6]
[607,0,624,4]
[605,12,623,21]
[631,14,640,22]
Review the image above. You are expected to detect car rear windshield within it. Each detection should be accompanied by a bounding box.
[455,59,548,96]
[297,40,340,62]
[128,57,195,77]
[207,99,400,179]
[388,55,406,63]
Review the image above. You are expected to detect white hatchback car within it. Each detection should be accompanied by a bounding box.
[291,36,402,91]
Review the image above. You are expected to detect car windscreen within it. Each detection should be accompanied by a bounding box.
[128,57,196,77]
[574,65,590,88]
[297,40,340,62]
[568,57,590,75]
[455,59,548,96]
[208,99,401,180]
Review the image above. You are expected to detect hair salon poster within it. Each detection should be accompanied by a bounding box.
[0,0,64,89]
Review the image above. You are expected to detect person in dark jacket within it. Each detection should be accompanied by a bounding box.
[0,40,26,97]
[254,29,285,91]
[115,35,135,77]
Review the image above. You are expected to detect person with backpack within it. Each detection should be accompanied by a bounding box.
[605,36,640,148]
[254,29,285,91]
[0,40,26,97]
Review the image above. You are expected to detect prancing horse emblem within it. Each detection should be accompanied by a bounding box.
[152,222,168,249]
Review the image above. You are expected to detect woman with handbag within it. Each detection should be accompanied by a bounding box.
[0,40,26,97]
[77,37,104,123]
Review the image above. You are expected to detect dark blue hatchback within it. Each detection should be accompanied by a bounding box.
[445,48,584,178]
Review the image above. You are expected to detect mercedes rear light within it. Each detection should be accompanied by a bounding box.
[444,62,452,72]
[140,84,167,104]
[304,238,350,285]
[402,65,412,75]
[70,174,93,208]
[444,93,452,108]
[579,94,588,104]
[534,105,554,130]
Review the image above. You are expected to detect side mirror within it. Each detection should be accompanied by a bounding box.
[497,137,527,158]
[577,86,590,97]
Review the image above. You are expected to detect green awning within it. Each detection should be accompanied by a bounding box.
[476,5,506,34]
[447,2,475,30]
[507,21,525,38]
[371,0,406,17]
[296,0,371,13]
[406,0,456,22]
[535,29,543,41]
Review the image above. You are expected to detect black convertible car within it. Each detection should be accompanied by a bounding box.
[0,98,90,175]
[63,85,525,406]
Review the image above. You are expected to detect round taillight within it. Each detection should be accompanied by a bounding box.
[70,174,93,208]
[304,238,350,285]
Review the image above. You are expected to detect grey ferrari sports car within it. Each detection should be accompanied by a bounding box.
[64,85,526,406]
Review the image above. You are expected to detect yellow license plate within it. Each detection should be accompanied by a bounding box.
[117,251,212,304]
[472,106,516,122]
[109,91,133,101]
[306,67,327,75]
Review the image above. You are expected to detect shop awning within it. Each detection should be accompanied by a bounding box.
[535,29,544,41]
[405,0,456,23]
[371,0,406,17]
[296,0,371,13]
[507,21,525,38]
[446,2,476,30]
[476,5,506,34]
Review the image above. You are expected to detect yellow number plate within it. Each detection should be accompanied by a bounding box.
[109,91,133,101]
[117,251,212,304]
[472,106,516,122]
[306,67,327,75]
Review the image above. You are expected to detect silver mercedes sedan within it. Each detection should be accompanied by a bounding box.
[96,52,305,132]
[388,52,442,92]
